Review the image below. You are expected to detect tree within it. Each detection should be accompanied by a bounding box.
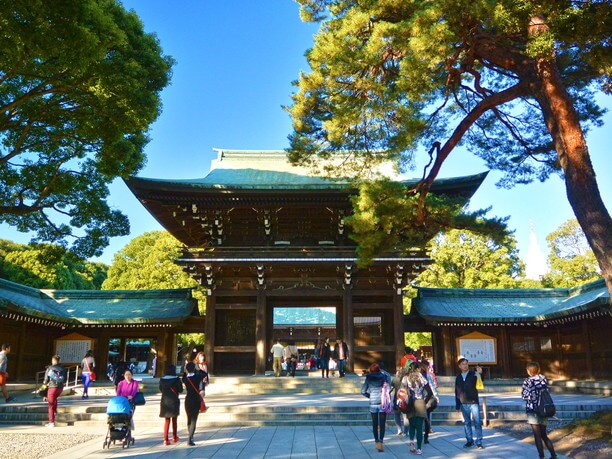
[541,219,600,287]
[416,230,524,289]
[103,231,206,313]
[0,0,174,257]
[288,0,612,296]
[0,239,107,289]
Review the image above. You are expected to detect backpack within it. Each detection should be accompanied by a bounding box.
[380,382,393,414]
[396,386,415,413]
[535,387,556,418]
[48,367,65,384]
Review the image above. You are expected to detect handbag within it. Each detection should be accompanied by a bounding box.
[133,391,146,406]
[37,384,48,397]
[84,359,96,381]
[380,382,394,415]
[186,375,207,413]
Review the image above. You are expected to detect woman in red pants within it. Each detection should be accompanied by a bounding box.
[43,355,66,427]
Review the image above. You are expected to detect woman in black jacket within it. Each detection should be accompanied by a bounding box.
[182,362,207,446]
[159,364,183,445]
[319,337,331,378]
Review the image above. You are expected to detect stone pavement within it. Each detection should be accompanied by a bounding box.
[30,422,570,459]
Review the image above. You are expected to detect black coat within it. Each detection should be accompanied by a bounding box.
[319,343,331,360]
[455,370,480,410]
[159,376,183,418]
[332,342,349,360]
[182,372,205,417]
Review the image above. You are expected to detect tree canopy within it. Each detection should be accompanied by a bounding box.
[102,231,205,313]
[0,239,107,289]
[541,219,600,287]
[0,0,174,257]
[416,229,524,289]
[288,0,612,296]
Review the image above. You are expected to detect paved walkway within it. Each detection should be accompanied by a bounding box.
[22,423,567,459]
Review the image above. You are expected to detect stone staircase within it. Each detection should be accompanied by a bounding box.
[0,375,609,428]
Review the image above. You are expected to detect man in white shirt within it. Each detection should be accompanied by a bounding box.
[270,339,285,377]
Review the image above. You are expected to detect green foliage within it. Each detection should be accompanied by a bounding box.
[177,333,205,350]
[416,230,524,288]
[0,0,174,257]
[103,231,206,313]
[348,179,508,263]
[0,239,107,289]
[541,219,600,287]
[404,332,432,350]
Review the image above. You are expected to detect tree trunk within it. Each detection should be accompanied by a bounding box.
[533,57,612,300]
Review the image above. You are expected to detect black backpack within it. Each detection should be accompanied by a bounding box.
[535,387,556,418]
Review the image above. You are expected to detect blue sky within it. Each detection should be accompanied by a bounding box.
[2,1,611,270]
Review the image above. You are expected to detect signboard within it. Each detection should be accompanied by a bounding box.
[457,331,497,365]
[54,333,94,364]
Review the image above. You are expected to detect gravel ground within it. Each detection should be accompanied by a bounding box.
[0,433,100,459]
[493,421,612,459]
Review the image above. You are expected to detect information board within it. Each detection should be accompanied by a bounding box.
[457,332,497,364]
[54,333,94,363]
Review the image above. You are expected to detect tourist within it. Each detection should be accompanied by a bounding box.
[284,341,298,377]
[307,354,317,371]
[404,362,433,454]
[319,337,331,378]
[420,359,439,443]
[270,339,285,377]
[193,351,209,397]
[159,363,183,445]
[0,344,15,403]
[43,355,66,427]
[314,339,322,369]
[455,358,484,449]
[80,350,95,399]
[116,369,138,402]
[332,337,349,377]
[392,366,409,436]
[183,362,206,446]
[400,347,418,368]
[361,362,392,452]
[522,362,558,459]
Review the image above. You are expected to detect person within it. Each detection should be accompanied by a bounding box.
[116,369,139,431]
[284,341,298,377]
[270,339,285,377]
[455,358,484,449]
[80,350,95,399]
[392,366,409,436]
[420,359,439,444]
[403,362,433,455]
[400,347,418,368]
[319,337,331,378]
[112,360,128,387]
[361,362,392,452]
[0,344,15,403]
[43,355,66,427]
[307,354,317,371]
[332,337,349,377]
[159,363,183,445]
[314,339,322,369]
[149,350,158,376]
[183,362,206,446]
[522,362,558,459]
[193,352,209,398]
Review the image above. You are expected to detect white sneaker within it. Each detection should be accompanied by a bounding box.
[46,422,55,427]
[416,449,422,455]
[409,441,416,452]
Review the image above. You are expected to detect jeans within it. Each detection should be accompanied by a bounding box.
[460,403,483,444]
[82,372,92,395]
[394,409,407,434]
[408,416,425,449]
[337,359,346,377]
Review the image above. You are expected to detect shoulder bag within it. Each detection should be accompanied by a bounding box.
[186,375,207,413]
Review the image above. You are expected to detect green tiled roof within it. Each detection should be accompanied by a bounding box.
[0,278,197,325]
[413,279,609,323]
[126,149,488,191]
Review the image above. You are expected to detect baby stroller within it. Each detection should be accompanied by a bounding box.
[103,396,135,449]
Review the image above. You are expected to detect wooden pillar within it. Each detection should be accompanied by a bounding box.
[157,331,168,374]
[393,291,405,369]
[499,327,511,378]
[583,320,593,379]
[98,330,110,380]
[342,287,354,373]
[204,294,216,375]
[441,326,454,376]
[255,288,267,375]
[15,322,27,381]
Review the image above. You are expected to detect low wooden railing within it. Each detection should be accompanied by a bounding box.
[35,365,80,392]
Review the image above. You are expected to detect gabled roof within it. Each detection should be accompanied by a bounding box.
[0,278,198,325]
[412,279,610,324]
